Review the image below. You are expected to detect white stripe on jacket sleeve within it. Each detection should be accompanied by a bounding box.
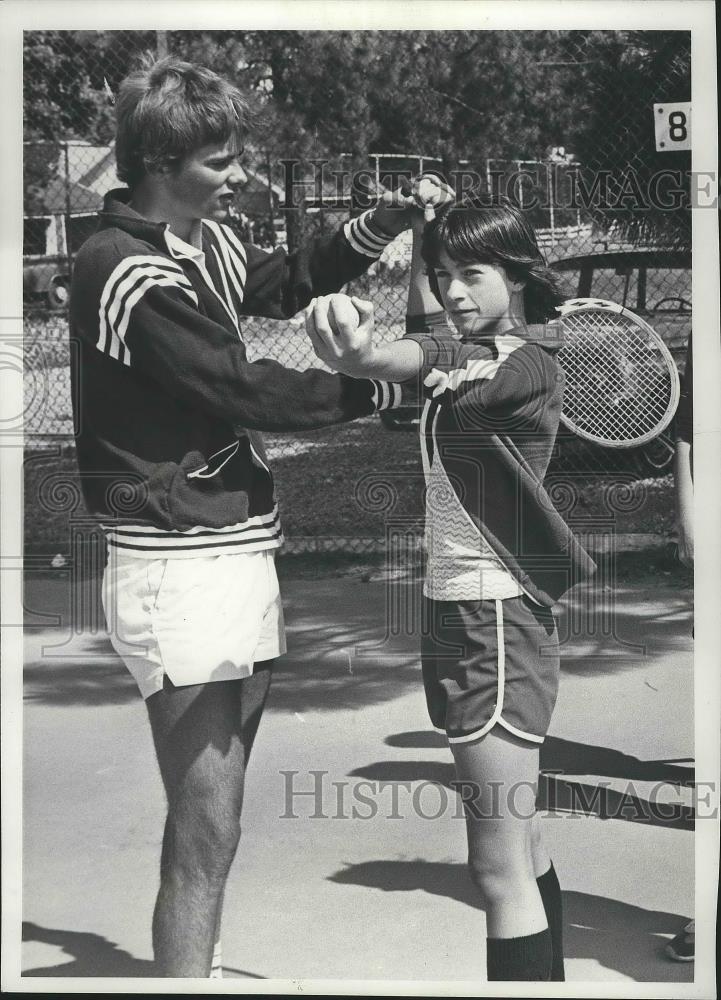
[343,211,396,258]
[370,380,402,410]
[98,257,198,365]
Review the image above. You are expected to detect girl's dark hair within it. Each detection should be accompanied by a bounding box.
[421,194,564,323]
[115,55,252,188]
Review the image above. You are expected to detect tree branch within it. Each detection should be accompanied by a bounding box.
[425,86,485,120]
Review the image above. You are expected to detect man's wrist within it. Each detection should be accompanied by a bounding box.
[368,206,408,239]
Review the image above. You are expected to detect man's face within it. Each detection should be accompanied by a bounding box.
[165,137,248,224]
[434,249,522,336]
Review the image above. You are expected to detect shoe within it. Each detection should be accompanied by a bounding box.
[666,920,694,962]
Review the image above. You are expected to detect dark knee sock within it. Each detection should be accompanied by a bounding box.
[486,928,552,981]
[537,863,565,981]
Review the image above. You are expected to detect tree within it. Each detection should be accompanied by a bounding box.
[23,31,155,143]
[569,30,691,244]
[23,29,691,245]
[23,30,154,213]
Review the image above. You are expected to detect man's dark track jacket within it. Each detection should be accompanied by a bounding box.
[405,318,596,606]
[70,190,401,557]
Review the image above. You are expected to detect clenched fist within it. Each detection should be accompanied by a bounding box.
[327,294,361,335]
[412,174,455,222]
[371,173,456,236]
[305,293,376,377]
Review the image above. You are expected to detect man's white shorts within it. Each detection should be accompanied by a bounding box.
[102,549,286,700]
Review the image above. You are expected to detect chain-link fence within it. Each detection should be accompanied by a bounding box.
[23,29,692,554]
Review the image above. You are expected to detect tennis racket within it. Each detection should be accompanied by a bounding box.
[554,298,681,449]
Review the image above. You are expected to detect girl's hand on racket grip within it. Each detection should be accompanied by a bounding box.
[305,294,376,376]
[424,368,450,398]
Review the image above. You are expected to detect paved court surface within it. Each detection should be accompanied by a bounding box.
[17,568,699,988]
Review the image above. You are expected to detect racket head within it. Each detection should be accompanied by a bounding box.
[554,298,681,449]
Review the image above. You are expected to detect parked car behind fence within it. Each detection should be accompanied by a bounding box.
[23,256,71,311]
[378,248,691,477]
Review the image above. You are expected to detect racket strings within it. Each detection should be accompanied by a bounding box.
[558,311,676,444]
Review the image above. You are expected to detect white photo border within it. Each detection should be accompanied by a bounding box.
[1,2,718,996]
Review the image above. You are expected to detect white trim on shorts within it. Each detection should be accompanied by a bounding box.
[446,599,545,746]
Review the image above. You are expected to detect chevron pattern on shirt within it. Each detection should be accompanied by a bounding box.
[420,400,521,601]
[202,221,249,320]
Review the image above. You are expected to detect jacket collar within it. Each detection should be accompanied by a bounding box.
[98,188,207,259]
[98,189,170,250]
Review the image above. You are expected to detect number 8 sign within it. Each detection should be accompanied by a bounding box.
[654,102,691,151]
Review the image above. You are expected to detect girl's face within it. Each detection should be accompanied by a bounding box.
[433,248,524,336]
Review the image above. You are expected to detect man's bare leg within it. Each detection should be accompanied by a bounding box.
[146,664,272,977]
[210,695,266,980]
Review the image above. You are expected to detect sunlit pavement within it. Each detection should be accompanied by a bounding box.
[18,570,697,986]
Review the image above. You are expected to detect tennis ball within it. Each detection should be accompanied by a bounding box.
[327,294,360,335]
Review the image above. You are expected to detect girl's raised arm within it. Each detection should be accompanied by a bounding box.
[406,214,447,326]
[305,176,454,380]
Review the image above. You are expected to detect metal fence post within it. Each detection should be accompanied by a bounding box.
[285,191,306,254]
[63,140,73,280]
[515,160,523,210]
[547,161,556,248]
[265,149,276,246]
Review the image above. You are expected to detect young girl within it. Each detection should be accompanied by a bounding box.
[307,189,595,982]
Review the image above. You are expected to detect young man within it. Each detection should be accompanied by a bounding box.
[69,56,422,978]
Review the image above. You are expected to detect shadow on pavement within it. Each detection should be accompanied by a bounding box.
[21,921,154,977]
[563,890,694,982]
[350,749,695,830]
[539,777,694,830]
[553,585,692,677]
[541,736,694,786]
[327,863,693,982]
[23,576,424,709]
[23,633,422,715]
[351,760,456,788]
[385,730,449,749]
[23,575,692,705]
[329,858,482,909]
[20,921,265,979]
[23,647,423,714]
[385,731,695,785]
[24,641,138,706]
[266,655,420,713]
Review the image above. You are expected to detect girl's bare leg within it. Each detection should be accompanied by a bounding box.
[451,728,547,938]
